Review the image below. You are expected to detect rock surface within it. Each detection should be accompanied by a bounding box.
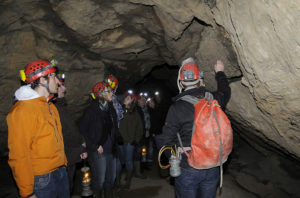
[0,0,299,163]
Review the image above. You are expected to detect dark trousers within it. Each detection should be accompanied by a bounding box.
[175,166,220,198]
[67,164,76,193]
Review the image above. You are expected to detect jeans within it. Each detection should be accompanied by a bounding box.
[119,144,135,171]
[88,152,117,191]
[175,166,220,198]
[34,166,70,198]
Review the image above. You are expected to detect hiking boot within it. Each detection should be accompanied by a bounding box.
[104,188,113,198]
[93,190,104,198]
[134,161,147,179]
[122,170,133,190]
[115,170,122,189]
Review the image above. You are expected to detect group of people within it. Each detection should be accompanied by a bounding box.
[7,56,231,198]
[80,77,161,197]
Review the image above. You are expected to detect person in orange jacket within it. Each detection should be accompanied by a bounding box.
[7,60,69,198]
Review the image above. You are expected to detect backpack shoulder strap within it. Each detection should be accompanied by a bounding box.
[178,92,214,104]
[177,95,200,105]
[205,92,214,100]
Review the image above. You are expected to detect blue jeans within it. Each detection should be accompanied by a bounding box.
[175,166,220,198]
[34,166,70,198]
[119,144,135,171]
[88,152,116,191]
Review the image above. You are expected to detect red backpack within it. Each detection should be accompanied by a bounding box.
[178,93,233,186]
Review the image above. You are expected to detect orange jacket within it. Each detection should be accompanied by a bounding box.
[7,96,67,197]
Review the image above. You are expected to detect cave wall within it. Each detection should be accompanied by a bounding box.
[0,0,299,159]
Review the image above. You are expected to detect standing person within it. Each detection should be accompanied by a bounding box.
[7,60,69,198]
[156,58,231,198]
[118,92,143,189]
[80,81,119,198]
[105,75,123,126]
[105,75,124,197]
[54,78,87,195]
[135,95,149,177]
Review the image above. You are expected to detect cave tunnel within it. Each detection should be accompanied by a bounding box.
[0,0,300,198]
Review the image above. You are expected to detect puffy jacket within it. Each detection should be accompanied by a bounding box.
[156,71,231,167]
[7,85,67,197]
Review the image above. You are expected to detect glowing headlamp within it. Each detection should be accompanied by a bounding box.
[128,89,133,94]
[143,92,148,97]
[155,91,159,96]
[57,73,66,80]
[139,92,143,96]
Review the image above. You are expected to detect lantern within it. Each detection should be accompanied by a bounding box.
[141,146,147,163]
[81,166,93,197]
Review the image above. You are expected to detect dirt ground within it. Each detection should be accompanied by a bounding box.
[1,139,300,198]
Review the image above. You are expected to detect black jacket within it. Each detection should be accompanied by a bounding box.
[80,100,120,155]
[55,98,85,166]
[156,71,231,167]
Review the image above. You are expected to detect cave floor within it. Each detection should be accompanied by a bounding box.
[1,138,300,198]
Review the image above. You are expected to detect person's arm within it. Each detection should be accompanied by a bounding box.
[212,60,231,109]
[155,104,181,149]
[7,105,35,197]
[79,108,98,151]
[135,112,144,144]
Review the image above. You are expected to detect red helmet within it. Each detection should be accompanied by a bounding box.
[92,81,109,96]
[105,75,118,90]
[25,60,56,83]
[124,91,137,104]
[179,58,200,81]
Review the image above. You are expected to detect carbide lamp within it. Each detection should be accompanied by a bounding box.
[141,146,147,162]
[81,166,93,197]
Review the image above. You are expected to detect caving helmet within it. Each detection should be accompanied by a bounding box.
[20,60,56,83]
[91,81,109,99]
[105,75,119,91]
[177,57,203,93]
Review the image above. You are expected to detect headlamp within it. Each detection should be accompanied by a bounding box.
[128,90,133,94]
[57,73,66,80]
[19,70,26,82]
[155,91,159,96]
[50,58,58,66]
[143,92,148,97]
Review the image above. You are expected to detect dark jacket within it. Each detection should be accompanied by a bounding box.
[80,100,120,156]
[55,98,85,166]
[149,101,166,136]
[119,106,143,145]
[156,71,231,167]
